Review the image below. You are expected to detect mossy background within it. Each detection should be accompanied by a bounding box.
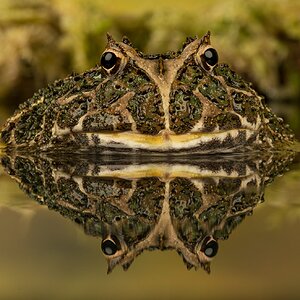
[0,0,299,135]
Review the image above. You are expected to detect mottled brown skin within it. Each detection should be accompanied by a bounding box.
[0,32,295,153]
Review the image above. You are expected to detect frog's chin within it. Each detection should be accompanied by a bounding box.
[77,129,258,152]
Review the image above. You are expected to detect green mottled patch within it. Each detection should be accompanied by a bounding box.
[265,112,286,135]
[13,156,44,195]
[14,107,45,144]
[97,201,129,223]
[215,112,242,130]
[214,214,246,239]
[96,80,129,108]
[202,116,217,132]
[120,218,152,247]
[38,106,59,145]
[115,119,132,131]
[262,111,294,144]
[82,177,132,199]
[1,122,15,143]
[176,59,204,89]
[51,134,77,148]
[58,178,88,207]
[173,217,204,248]
[128,177,164,221]
[231,91,260,124]
[120,65,151,89]
[82,111,131,132]
[57,95,89,128]
[169,178,202,219]
[199,201,229,227]
[79,69,105,91]
[6,71,103,146]
[74,133,89,146]
[217,178,242,196]
[214,64,251,91]
[230,191,260,213]
[169,178,204,247]
[82,113,110,132]
[198,76,229,109]
[169,88,203,133]
[127,85,165,134]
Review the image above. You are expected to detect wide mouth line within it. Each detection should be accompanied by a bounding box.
[80,128,255,138]
[78,163,254,179]
[74,128,256,150]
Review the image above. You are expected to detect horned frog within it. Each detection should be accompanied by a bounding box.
[0,32,295,153]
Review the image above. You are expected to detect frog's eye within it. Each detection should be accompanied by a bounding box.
[101,236,120,256]
[100,51,121,74]
[101,52,117,68]
[200,236,219,258]
[202,48,218,66]
[200,48,218,70]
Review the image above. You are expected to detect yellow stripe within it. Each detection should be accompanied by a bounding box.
[87,129,252,150]
[97,130,230,144]
[87,164,250,179]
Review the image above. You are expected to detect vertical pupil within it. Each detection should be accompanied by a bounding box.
[101,52,117,69]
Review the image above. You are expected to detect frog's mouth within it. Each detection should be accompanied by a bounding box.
[78,128,258,152]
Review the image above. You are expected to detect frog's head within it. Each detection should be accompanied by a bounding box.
[1,32,294,152]
[93,31,263,152]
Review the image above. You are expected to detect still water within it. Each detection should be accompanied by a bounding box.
[0,150,299,300]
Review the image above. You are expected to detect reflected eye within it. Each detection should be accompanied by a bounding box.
[101,51,118,69]
[101,239,118,255]
[200,48,218,70]
[201,236,219,258]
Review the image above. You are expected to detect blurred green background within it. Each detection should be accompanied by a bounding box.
[0,0,299,135]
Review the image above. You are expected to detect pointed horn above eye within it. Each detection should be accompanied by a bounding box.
[200,31,211,45]
[106,32,117,46]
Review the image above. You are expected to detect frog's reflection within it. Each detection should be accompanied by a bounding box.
[1,152,294,273]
